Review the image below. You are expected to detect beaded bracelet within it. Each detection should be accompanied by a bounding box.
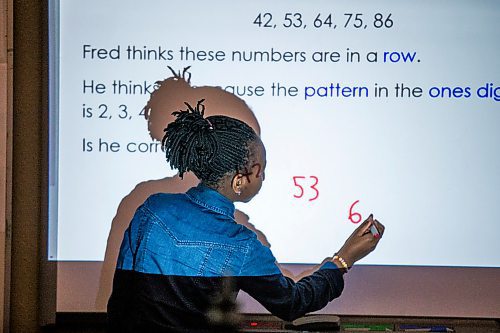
[332,255,349,272]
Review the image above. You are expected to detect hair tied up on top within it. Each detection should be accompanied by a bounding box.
[162,99,258,186]
[170,99,214,132]
[162,99,220,179]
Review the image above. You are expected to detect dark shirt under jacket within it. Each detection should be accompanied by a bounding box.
[108,184,344,332]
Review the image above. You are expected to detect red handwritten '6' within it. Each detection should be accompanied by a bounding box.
[348,200,362,224]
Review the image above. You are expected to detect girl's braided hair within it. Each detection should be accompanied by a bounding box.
[162,100,258,187]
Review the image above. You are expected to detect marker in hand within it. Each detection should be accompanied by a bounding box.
[370,223,380,238]
[365,214,381,238]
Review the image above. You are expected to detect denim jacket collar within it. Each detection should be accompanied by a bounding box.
[186,183,236,221]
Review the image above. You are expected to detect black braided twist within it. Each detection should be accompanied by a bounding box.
[162,100,258,187]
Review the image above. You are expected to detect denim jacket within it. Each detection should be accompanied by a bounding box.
[108,184,344,332]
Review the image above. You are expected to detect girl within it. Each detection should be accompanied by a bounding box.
[108,100,384,332]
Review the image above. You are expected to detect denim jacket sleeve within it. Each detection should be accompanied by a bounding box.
[238,239,345,322]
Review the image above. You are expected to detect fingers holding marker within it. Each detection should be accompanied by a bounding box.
[374,219,385,237]
[369,219,385,240]
[370,222,381,238]
[360,214,383,239]
[358,214,374,235]
[358,214,373,236]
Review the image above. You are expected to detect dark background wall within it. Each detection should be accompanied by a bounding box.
[10,0,46,332]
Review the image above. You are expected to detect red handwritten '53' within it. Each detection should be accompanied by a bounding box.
[292,176,319,201]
